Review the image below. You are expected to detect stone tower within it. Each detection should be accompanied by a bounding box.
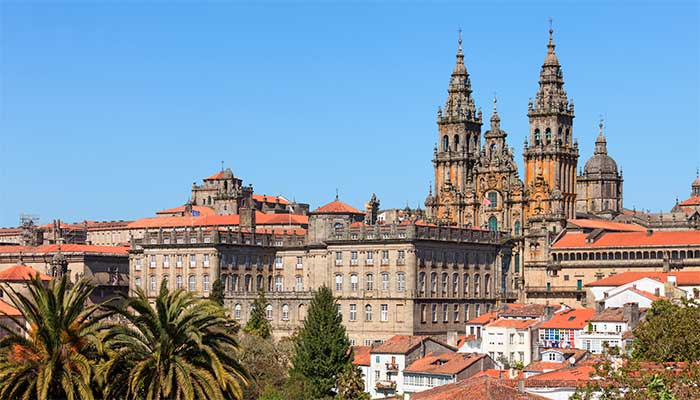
[523,27,579,223]
[426,32,483,225]
[576,120,623,217]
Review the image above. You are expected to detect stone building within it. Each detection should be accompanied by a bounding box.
[576,120,623,217]
[129,195,519,345]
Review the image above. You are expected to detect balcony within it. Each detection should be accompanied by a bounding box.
[385,362,399,371]
[335,260,343,266]
[366,259,374,266]
[350,259,358,266]
[375,380,396,391]
[381,259,389,266]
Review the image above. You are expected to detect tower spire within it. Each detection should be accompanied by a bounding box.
[595,117,608,155]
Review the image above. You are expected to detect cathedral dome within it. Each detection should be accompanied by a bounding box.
[583,129,618,175]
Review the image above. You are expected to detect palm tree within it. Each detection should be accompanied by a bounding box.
[101,283,248,400]
[0,275,103,400]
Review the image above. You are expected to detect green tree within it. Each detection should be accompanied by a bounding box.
[0,275,103,400]
[632,299,700,362]
[209,277,225,306]
[290,286,350,399]
[238,333,291,400]
[243,290,271,339]
[336,362,370,400]
[101,284,248,400]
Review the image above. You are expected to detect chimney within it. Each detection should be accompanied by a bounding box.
[595,301,605,313]
[240,207,256,232]
[623,303,640,329]
[499,370,505,380]
[543,305,554,321]
[646,228,653,236]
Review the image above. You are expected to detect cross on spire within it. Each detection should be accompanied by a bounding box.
[335,188,339,200]
[457,27,463,54]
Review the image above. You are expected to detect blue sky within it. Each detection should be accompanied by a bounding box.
[1,1,698,227]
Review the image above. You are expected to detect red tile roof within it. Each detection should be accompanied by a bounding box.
[256,213,309,225]
[486,318,539,329]
[466,311,499,325]
[0,299,21,317]
[523,361,566,373]
[156,205,216,216]
[83,220,132,230]
[0,244,129,255]
[586,271,700,287]
[567,219,646,232]
[589,307,627,322]
[129,212,308,229]
[0,265,52,282]
[38,222,84,231]
[371,335,453,355]
[678,197,700,206]
[205,171,227,180]
[525,365,595,388]
[626,287,661,301]
[405,352,487,376]
[252,194,290,205]
[311,199,365,215]
[472,369,510,379]
[539,309,595,330]
[351,346,371,366]
[410,375,548,400]
[552,230,700,249]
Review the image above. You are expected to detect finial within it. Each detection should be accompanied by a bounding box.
[220,160,224,171]
[458,27,463,54]
[493,93,497,112]
[549,17,553,36]
[599,116,604,135]
[335,188,339,200]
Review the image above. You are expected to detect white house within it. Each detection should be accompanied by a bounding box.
[402,352,496,395]
[576,303,642,354]
[351,346,372,393]
[481,318,539,366]
[368,335,454,398]
[586,271,700,305]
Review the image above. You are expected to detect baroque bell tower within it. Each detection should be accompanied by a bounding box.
[426,31,483,225]
[523,26,579,223]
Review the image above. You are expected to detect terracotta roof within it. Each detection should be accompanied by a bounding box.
[678,197,700,206]
[371,335,453,355]
[252,228,307,236]
[0,228,21,235]
[205,171,227,180]
[552,230,700,249]
[589,307,627,322]
[626,287,661,301]
[156,205,216,216]
[525,365,595,388]
[586,271,700,287]
[252,194,290,205]
[83,220,132,230]
[256,213,309,225]
[38,222,84,231]
[0,244,128,256]
[466,311,499,325]
[567,219,646,232]
[0,299,21,317]
[410,375,548,400]
[499,304,548,318]
[351,346,371,366]
[349,221,367,228]
[130,211,309,229]
[523,361,566,373]
[472,369,509,379]
[456,335,474,348]
[311,199,365,215]
[0,265,52,282]
[539,308,595,330]
[486,318,539,329]
[404,352,486,376]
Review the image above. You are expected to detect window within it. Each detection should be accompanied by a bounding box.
[265,304,272,320]
[397,273,406,291]
[335,274,343,291]
[514,254,520,274]
[442,304,448,322]
[295,275,303,291]
[421,305,427,323]
[381,250,389,264]
[135,258,142,271]
[188,275,196,291]
[380,304,388,322]
[452,273,459,295]
[475,304,481,317]
[514,221,521,236]
[234,304,241,320]
[176,275,183,289]
[441,272,448,295]
[431,304,437,322]
[350,251,358,265]
[176,255,183,268]
[442,135,449,151]
[366,251,374,265]
[381,273,389,290]
[149,255,156,268]
[350,274,358,291]
[203,254,210,267]
[464,304,469,321]
[365,305,372,321]
[189,254,196,267]
[163,255,170,268]
[335,251,342,266]
[419,272,426,293]
[296,256,303,268]
[203,275,209,292]
[453,304,459,322]
[398,250,406,264]
[474,274,480,296]
[275,275,283,292]
[275,256,283,268]
[366,273,373,291]
[431,272,437,294]
[577,279,583,290]
[484,274,491,295]
[349,304,357,321]
[487,192,498,208]
[149,275,156,291]
[488,216,498,232]
[463,273,470,295]
[534,129,541,145]
[282,304,289,321]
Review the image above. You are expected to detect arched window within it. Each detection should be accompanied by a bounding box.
[463,273,470,295]
[514,221,521,236]
[397,272,406,291]
[234,304,242,320]
[265,304,273,320]
[149,275,156,291]
[281,304,290,321]
[534,129,541,145]
[188,275,196,291]
[275,275,283,291]
[244,274,252,292]
[565,128,570,143]
[176,275,183,289]
[484,274,491,295]
[452,273,459,295]
[441,272,448,294]
[267,276,273,292]
[490,143,496,153]
[365,304,372,321]
[421,304,427,323]
[381,273,389,290]
[545,128,552,143]
[203,275,209,292]
[474,273,480,296]
[488,216,498,232]
[298,304,306,321]
[454,134,460,148]
[335,274,343,291]
[207,196,212,205]
[350,274,358,291]
[442,135,449,151]
[487,191,498,208]
[430,272,438,294]
[418,272,426,293]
